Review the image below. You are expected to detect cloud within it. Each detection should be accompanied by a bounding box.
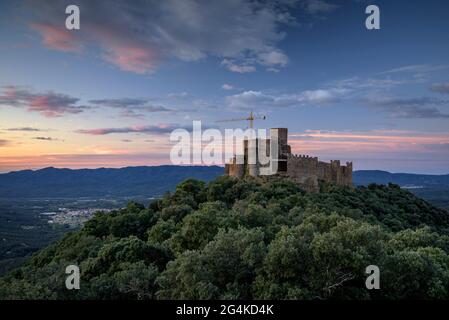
[318,76,449,119]
[167,92,189,99]
[330,77,407,90]
[225,74,409,110]
[226,88,346,109]
[257,50,289,67]
[0,85,190,119]
[76,124,183,135]
[0,86,89,117]
[225,78,449,120]
[299,89,346,104]
[30,22,83,52]
[7,127,44,132]
[222,84,235,91]
[430,83,449,94]
[287,129,449,161]
[89,98,172,118]
[103,45,157,74]
[266,67,280,73]
[221,51,287,73]
[27,0,302,74]
[363,97,449,118]
[225,72,449,119]
[221,59,256,73]
[380,64,449,75]
[90,98,172,112]
[32,136,62,141]
[227,91,290,109]
[303,0,339,14]
[0,139,9,147]
[89,98,149,108]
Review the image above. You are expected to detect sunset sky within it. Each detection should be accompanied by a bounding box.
[1,0,449,174]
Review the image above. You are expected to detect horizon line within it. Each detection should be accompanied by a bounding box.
[0,165,448,176]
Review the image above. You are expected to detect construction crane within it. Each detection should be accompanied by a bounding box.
[216,111,266,129]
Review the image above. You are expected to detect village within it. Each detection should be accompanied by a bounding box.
[42,207,111,228]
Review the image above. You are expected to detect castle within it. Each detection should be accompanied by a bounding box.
[224,128,352,191]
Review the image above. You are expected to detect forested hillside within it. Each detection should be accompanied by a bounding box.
[1,176,449,299]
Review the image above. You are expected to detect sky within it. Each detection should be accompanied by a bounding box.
[0,0,448,174]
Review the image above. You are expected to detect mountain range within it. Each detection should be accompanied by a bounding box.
[353,170,449,187]
[0,166,448,198]
[0,166,223,198]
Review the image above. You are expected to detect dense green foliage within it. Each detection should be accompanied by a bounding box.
[1,176,449,300]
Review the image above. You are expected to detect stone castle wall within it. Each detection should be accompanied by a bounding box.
[285,154,352,190]
[225,128,352,191]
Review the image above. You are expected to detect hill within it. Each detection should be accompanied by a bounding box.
[353,171,449,210]
[1,176,449,299]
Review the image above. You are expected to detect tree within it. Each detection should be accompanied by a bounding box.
[114,261,159,299]
[156,251,218,299]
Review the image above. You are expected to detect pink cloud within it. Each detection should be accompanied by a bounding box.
[103,45,157,74]
[28,95,77,117]
[31,22,83,52]
[0,86,88,117]
[30,21,158,74]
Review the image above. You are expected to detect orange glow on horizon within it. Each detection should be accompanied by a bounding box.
[1,129,448,173]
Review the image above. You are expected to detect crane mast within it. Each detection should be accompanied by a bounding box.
[216,111,266,129]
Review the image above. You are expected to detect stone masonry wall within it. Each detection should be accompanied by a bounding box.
[286,155,352,187]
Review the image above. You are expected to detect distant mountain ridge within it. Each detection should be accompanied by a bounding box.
[0,166,448,198]
[0,166,223,198]
[353,170,449,187]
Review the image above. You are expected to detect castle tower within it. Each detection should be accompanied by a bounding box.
[247,138,259,176]
[269,128,290,172]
